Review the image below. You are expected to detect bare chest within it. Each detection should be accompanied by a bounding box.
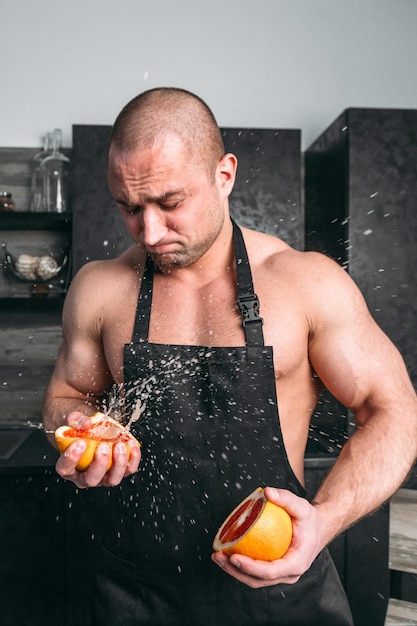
[103,276,310,385]
[151,282,244,346]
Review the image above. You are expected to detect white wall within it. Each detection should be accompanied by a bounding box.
[2,0,417,149]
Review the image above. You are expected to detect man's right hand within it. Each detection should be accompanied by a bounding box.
[55,411,141,489]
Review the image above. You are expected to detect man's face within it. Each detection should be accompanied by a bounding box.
[107,135,232,272]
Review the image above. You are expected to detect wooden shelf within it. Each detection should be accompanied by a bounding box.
[0,212,72,231]
[0,296,65,314]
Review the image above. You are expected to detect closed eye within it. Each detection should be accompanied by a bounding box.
[126,207,141,216]
[117,202,141,216]
[159,201,179,210]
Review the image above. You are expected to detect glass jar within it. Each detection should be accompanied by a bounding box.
[40,128,71,213]
[29,132,52,211]
[0,192,15,211]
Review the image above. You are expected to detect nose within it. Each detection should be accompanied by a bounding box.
[141,207,168,248]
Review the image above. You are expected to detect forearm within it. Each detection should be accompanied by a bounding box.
[312,407,417,547]
[42,348,112,439]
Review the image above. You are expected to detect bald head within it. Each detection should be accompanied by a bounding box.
[108,87,225,179]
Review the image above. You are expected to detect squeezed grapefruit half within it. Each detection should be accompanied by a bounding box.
[213,487,292,561]
[55,412,140,471]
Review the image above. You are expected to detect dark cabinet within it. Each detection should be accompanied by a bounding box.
[305,107,417,386]
[0,454,389,626]
[305,107,417,487]
[305,462,389,626]
[0,471,66,625]
[0,430,64,626]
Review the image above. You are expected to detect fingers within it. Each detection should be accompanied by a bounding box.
[66,411,93,430]
[263,486,308,517]
[56,438,87,480]
[105,441,141,486]
[211,551,302,588]
[126,441,141,474]
[211,487,321,588]
[56,439,110,488]
[55,410,141,488]
[55,439,141,489]
[82,442,114,487]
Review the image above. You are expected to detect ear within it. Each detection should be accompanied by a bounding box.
[215,153,237,197]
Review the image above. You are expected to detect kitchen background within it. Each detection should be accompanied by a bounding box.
[1,1,417,625]
[2,0,417,149]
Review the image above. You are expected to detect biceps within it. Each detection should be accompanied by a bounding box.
[309,315,405,415]
[49,337,113,399]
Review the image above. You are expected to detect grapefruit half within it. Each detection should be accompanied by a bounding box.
[213,487,292,561]
[55,412,140,472]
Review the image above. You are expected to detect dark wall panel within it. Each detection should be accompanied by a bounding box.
[305,108,417,482]
[305,108,417,386]
[222,128,302,248]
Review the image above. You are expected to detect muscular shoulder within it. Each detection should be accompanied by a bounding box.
[242,225,345,280]
[242,226,367,327]
[62,246,144,334]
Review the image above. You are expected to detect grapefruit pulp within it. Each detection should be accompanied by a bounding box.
[55,412,140,471]
[213,487,292,561]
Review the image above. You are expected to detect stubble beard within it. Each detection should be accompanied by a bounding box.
[151,214,225,274]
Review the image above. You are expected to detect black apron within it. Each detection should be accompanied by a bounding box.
[92,221,353,626]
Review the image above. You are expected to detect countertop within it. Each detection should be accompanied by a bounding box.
[0,426,336,476]
[0,427,58,475]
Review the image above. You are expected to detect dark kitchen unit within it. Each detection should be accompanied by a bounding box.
[305,107,417,482]
[305,107,417,616]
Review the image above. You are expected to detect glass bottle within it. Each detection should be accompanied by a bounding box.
[40,128,71,213]
[29,132,52,211]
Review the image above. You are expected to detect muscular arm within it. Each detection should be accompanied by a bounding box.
[307,254,417,544]
[42,261,140,487]
[43,263,114,432]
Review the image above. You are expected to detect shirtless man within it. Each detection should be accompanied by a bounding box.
[43,88,417,625]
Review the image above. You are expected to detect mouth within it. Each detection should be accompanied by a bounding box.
[147,245,173,257]
[145,240,181,255]
[146,245,188,270]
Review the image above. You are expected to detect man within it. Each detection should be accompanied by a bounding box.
[43,87,417,625]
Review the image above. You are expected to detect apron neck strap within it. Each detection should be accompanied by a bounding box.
[132,219,265,346]
[133,254,153,341]
[232,219,264,346]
